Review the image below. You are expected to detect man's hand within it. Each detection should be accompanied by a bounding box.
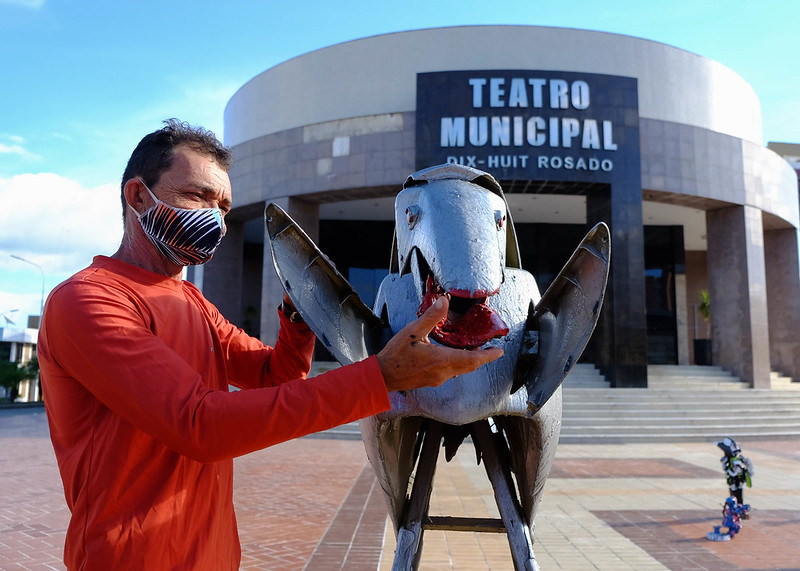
[376,296,504,392]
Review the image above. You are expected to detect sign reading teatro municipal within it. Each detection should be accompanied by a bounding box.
[416,70,639,182]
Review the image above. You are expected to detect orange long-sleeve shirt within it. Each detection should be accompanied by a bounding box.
[38,256,390,570]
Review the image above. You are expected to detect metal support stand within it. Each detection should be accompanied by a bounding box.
[392,421,442,570]
[472,420,539,571]
[391,419,539,571]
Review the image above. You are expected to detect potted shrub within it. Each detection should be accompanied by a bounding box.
[694,289,712,365]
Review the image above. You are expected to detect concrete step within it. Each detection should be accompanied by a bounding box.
[562,363,609,388]
[558,429,800,444]
[563,388,800,401]
[771,370,800,389]
[563,393,800,403]
[647,365,747,389]
[309,362,800,443]
[564,407,800,418]
[560,387,800,443]
[562,364,766,390]
[648,364,738,377]
[563,415,800,428]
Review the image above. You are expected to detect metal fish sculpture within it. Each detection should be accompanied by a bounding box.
[266,164,610,570]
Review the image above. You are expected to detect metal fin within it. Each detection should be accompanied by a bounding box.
[513,222,611,407]
[265,202,388,365]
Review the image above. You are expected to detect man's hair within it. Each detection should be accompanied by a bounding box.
[120,118,233,218]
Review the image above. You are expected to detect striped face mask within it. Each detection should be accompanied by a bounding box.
[133,179,226,266]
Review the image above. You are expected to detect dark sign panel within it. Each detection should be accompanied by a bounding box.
[416,70,639,183]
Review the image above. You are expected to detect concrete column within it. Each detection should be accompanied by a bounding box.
[587,186,648,388]
[764,228,800,381]
[675,273,690,365]
[706,205,771,387]
[669,225,689,365]
[260,197,320,343]
[199,219,245,325]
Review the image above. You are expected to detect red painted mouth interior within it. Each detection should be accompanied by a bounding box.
[417,275,509,349]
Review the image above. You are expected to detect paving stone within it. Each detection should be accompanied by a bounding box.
[2,408,799,569]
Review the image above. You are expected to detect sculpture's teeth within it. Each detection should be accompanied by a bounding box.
[417,274,509,349]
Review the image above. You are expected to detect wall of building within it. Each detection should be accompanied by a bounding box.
[208,26,800,386]
[225,26,762,147]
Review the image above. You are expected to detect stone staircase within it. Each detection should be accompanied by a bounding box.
[646,364,747,389]
[561,363,610,388]
[310,362,800,443]
[560,364,800,444]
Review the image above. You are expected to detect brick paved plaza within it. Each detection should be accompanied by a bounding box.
[1,406,799,570]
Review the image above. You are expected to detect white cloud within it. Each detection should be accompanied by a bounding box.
[0,173,123,323]
[0,173,123,271]
[0,141,38,160]
[3,134,26,144]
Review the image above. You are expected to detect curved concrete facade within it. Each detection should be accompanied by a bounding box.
[204,26,800,388]
[226,26,762,145]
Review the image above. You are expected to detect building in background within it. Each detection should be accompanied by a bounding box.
[197,26,799,388]
[1,325,39,402]
[767,142,800,191]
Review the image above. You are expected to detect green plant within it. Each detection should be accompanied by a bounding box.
[0,360,26,402]
[0,357,39,402]
[699,289,711,337]
[699,290,710,319]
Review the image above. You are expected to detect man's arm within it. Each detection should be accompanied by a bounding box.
[40,281,500,463]
[39,279,390,462]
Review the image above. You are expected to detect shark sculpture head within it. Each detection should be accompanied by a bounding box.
[374,164,538,424]
[392,164,517,349]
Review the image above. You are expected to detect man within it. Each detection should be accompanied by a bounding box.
[38,119,502,570]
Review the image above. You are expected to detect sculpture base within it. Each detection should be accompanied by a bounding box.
[706,526,732,541]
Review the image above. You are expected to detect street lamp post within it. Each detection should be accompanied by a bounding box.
[10,254,45,325]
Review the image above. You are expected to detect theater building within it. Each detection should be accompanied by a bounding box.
[198,26,799,388]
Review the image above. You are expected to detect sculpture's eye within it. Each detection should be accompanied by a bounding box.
[495,210,505,230]
[406,205,421,229]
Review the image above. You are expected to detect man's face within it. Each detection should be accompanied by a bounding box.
[144,144,232,217]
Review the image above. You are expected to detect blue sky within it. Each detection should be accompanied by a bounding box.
[0,0,797,327]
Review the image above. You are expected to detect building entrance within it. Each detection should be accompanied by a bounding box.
[644,226,684,364]
[316,218,683,368]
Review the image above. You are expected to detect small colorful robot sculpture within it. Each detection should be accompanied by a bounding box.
[266,164,610,569]
[707,496,750,541]
[707,437,753,541]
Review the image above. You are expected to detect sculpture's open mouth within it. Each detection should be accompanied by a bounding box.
[417,274,509,349]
